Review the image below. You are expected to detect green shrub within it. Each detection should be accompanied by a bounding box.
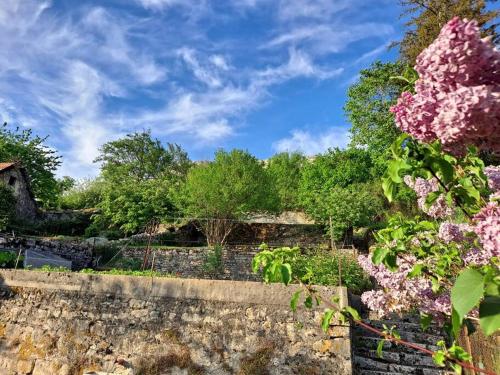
[203,245,223,277]
[0,251,20,268]
[0,184,15,231]
[290,250,371,294]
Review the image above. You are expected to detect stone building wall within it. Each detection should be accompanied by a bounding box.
[0,167,37,221]
[0,236,93,270]
[0,270,352,375]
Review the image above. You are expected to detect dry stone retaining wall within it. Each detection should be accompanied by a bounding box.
[0,236,93,270]
[0,270,352,375]
[122,245,260,281]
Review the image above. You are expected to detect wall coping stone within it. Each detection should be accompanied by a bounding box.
[0,269,348,308]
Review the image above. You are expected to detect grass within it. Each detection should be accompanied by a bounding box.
[30,265,176,278]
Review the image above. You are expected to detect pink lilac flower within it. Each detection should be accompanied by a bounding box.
[357,255,448,318]
[438,222,472,243]
[390,18,500,154]
[473,201,500,258]
[404,176,453,218]
[485,166,500,193]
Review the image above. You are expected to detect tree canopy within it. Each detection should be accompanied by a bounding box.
[345,61,407,174]
[299,148,378,239]
[398,0,498,63]
[92,131,191,234]
[179,149,279,244]
[266,152,307,211]
[0,123,61,207]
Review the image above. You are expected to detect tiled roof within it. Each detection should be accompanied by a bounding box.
[0,162,16,172]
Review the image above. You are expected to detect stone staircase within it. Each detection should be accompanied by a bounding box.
[352,315,450,375]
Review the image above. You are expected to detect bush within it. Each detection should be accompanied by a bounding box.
[203,245,223,277]
[0,184,15,231]
[0,251,20,268]
[290,250,371,295]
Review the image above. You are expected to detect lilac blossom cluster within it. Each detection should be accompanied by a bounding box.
[438,222,471,243]
[403,176,453,218]
[472,202,500,259]
[358,254,450,318]
[390,17,500,154]
[485,166,500,199]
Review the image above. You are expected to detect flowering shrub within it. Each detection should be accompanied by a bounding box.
[390,17,500,155]
[360,17,500,370]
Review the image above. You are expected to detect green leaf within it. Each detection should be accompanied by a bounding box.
[382,177,395,203]
[343,306,361,321]
[280,263,292,285]
[321,309,335,333]
[420,313,432,331]
[451,308,462,338]
[383,254,398,271]
[304,295,313,309]
[387,159,411,183]
[432,351,446,367]
[372,247,389,265]
[408,264,424,278]
[376,339,385,358]
[479,296,500,336]
[290,290,301,312]
[428,157,454,185]
[451,269,484,319]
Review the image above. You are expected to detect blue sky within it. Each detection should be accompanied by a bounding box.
[0,0,403,177]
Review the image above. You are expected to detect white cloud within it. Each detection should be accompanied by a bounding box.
[257,48,343,84]
[273,127,350,155]
[178,47,223,87]
[277,0,350,21]
[354,43,390,64]
[265,23,394,55]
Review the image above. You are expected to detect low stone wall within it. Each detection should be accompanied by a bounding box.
[0,270,352,375]
[0,236,93,270]
[122,245,260,281]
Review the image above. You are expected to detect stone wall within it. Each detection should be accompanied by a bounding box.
[121,245,260,281]
[0,270,352,375]
[0,167,37,221]
[0,236,93,270]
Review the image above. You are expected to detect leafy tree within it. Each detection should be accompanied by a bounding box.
[345,61,407,175]
[324,183,384,242]
[0,123,61,207]
[299,148,377,241]
[266,152,307,211]
[59,178,104,210]
[92,131,191,235]
[398,0,498,64]
[0,183,15,231]
[178,149,279,245]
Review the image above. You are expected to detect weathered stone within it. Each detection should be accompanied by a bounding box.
[0,270,351,374]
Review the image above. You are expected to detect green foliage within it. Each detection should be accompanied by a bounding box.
[92,131,191,234]
[0,183,15,231]
[180,149,278,218]
[80,268,175,277]
[202,245,224,277]
[266,152,307,211]
[398,0,499,64]
[0,251,20,268]
[345,61,407,174]
[178,149,278,244]
[253,245,371,294]
[0,123,61,207]
[299,148,382,238]
[377,136,500,339]
[59,178,103,210]
[324,183,384,240]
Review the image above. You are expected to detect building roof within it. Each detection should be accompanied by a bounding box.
[0,162,16,172]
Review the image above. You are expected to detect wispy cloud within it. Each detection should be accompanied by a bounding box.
[0,0,399,177]
[273,127,350,155]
